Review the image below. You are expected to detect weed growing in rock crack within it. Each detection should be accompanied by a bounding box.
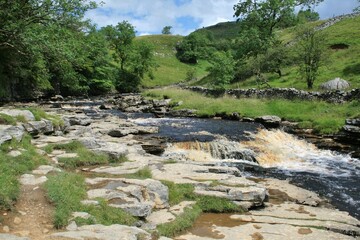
[0,135,47,210]
[161,181,196,206]
[45,141,126,169]
[23,107,64,127]
[0,113,17,125]
[157,205,202,237]
[125,167,153,179]
[79,199,137,226]
[163,159,178,164]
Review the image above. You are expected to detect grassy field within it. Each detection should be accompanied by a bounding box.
[136,35,210,88]
[144,88,360,134]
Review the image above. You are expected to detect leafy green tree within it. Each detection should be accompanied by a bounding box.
[297,9,320,23]
[296,26,327,89]
[102,21,136,71]
[162,26,172,34]
[176,31,215,63]
[208,51,236,90]
[354,0,360,12]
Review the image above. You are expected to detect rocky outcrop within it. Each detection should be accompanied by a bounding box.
[0,125,25,145]
[185,86,360,103]
[255,115,282,128]
[85,178,169,217]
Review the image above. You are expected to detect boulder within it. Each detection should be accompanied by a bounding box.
[0,125,25,145]
[320,78,350,90]
[0,109,35,121]
[23,119,54,135]
[255,115,281,128]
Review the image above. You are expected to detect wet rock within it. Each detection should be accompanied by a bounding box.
[255,115,281,128]
[108,126,158,137]
[49,224,151,240]
[169,109,197,117]
[345,118,360,127]
[141,143,166,155]
[0,109,35,121]
[343,125,360,134]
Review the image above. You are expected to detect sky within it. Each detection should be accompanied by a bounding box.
[85,0,359,36]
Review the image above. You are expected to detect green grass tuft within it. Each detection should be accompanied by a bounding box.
[0,113,16,125]
[24,107,64,127]
[197,195,243,213]
[161,181,196,206]
[0,135,47,210]
[125,167,153,179]
[45,172,86,228]
[157,205,202,237]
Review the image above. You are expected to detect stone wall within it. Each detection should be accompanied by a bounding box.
[183,86,360,103]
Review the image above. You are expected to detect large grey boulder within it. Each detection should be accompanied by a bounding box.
[0,125,25,145]
[23,119,54,135]
[49,224,151,240]
[0,109,35,121]
[320,78,350,90]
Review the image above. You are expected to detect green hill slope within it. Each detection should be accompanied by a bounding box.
[140,15,360,90]
[136,35,210,88]
[232,15,360,90]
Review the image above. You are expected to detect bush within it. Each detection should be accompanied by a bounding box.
[115,70,141,93]
[88,79,114,96]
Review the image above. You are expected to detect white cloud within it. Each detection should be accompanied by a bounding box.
[85,0,238,35]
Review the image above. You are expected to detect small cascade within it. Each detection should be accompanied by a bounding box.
[168,140,256,162]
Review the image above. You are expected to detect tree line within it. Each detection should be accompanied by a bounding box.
[0,0,156,101]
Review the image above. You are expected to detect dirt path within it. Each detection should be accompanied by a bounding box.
[0,184,55,239]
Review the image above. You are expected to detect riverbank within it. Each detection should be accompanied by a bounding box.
[0,98,359,239]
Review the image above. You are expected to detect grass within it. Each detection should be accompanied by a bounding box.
[157,205,202,238]
[144,88,360,134]
[0,113,17,125]
[0,135,47,210]
[45,172,137,228]
[136,35,210,88]
[23,107,64,127]
[124,167,153,179]
[45,172,86,228]
[44,141,127,169]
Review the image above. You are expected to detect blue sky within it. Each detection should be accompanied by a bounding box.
[86,0,359,36]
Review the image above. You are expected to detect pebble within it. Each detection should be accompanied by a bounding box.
[14,217,22,224]
[3,225,10,233]
[43,228,49,234]
[19,211,27,216]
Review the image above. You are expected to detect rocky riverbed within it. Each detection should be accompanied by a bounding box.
[0,96,359,240]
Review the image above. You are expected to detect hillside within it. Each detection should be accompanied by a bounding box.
[141,15,360,91]
[136,35,210,88]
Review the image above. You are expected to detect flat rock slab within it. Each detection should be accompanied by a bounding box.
[176,223,357,240]
[0,234,30,240]
[32,165,61,175]
[48,224,151,240]
[20,174,47,185]
[263,178,322,206]
[0,109,35,121]
[146,209,176,225]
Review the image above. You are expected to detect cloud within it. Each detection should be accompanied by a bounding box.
[85,0,238,35]
[86,0,358,36]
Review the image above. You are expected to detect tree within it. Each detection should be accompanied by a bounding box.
[296,26,327,89]
[297,9,320,23]
[162,26,172,34]
[233,0,324,38]
[208,51,236,90]
[354,0,360,12]
[102,21,136,71]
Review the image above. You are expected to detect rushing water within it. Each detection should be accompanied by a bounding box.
[128,116,360,220]
[85,107,360,220]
